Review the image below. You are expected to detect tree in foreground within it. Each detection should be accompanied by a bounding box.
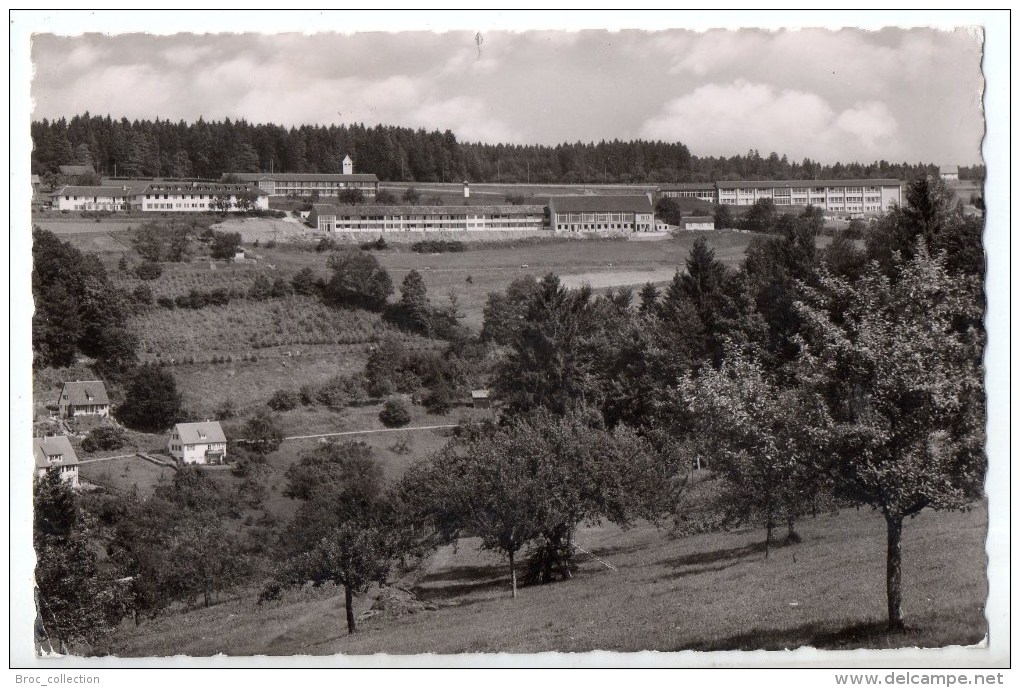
[398,412,672,597]
[34,471,123,653]
[680,354,830,555]
[797,247,985,630]
[276,446,395,634]
[242,409,285,455]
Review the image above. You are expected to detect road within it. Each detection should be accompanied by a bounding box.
[284,424,459,442]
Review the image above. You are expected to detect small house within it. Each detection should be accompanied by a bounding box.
[233,250,246,263]
[939,165,959,182]
[33,435,80,487]
[168,421,228,465]
[682,216,716,231]
[56,381,110,418]
[471,389,491,409]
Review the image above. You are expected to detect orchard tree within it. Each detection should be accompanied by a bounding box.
[796,247,985,630]
[337,188,365,205]
[325,250,394,311]
[680,355,831,555]
[210,231,242,260]
[242,409,285,455]
[117,364,184,431]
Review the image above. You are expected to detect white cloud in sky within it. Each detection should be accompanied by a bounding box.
[29,28,982,163]
[641,80,900,161]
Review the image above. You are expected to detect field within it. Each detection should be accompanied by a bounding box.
[105,501,987,656]
[78,455,175,498]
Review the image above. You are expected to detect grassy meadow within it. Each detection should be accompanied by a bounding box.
[105,501,987,656]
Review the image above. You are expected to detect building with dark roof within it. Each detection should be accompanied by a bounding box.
[34,435,80,487]
[547,194,655,233]
[56,381,111,418]
[308,203,546,233]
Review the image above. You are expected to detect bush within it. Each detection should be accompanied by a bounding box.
[81,426,127,453]
[267,389,300,412]
[316,375,368,411]
[316,237,338,253]
[132,284,154,305]
[360,237,388,251]
[157,296,175,309]
[291,267,320,296]
[135,261,163,280]
[410,240,465,254]
[379,397,411,428]
[214,399,236,420]
[210,231,242,260]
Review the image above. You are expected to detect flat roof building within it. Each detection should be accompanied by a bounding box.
[714,179,902,214]
[309,203,546,233]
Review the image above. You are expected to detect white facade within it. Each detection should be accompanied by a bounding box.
[716,180,902,214]
[53,183,269,213]
[167,422,228,465]
[311,204,545,233]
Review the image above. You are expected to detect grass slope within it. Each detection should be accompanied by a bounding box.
[106,502,986,656]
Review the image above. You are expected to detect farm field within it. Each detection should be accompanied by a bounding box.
[106,500,988,656]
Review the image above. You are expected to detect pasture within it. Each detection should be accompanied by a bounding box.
[105,501,988,656]
[78,455,175,498]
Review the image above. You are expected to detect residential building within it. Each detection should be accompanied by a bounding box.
[167,421,228,465]
[714,179,902,214]
[548,195,656,233]
[471,390,491,409]
[681,216,716,230]
[56,381,110,418]
[33,435,79,487]
[51,182,268,212]
[31,174,42,192]
[308,204,546,233]
[940,165,960,182]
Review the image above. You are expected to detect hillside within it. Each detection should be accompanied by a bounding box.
[106,501,987,656]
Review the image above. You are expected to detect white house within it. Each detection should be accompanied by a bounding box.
[682,216,716,231]
[167,421,228,465]
[34,435,80,487]
[940,165,960,182]
[51,182,268,213]
[56,380,110,418]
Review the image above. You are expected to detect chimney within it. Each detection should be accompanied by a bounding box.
[463,181,470,199]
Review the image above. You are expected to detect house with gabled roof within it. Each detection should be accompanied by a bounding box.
[167,421,228,465]
[56,381,110,418]
[33,435,80,487]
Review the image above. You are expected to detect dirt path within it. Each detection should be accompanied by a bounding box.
[284,424,458,442]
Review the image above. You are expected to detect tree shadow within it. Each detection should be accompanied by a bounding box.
[661,540,768,569]
[683,620,932,652]
[412,563,511,603]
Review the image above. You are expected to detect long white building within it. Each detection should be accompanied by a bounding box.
[51,182,269,212]
[657,179,903,214]
[308,203,546,233]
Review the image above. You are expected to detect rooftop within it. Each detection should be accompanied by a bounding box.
[547,195,654,214]
[715,179,902,190]
[53,185,132,198]
[312,203,545,216]
[58,380,110,407]
[33,435,79,470]
[227,172,379,183]
[174,421,227,446]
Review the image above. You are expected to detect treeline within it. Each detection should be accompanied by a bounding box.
[30,113,985,185]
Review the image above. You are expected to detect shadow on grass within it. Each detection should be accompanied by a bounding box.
[683,619,980,651]
[412,563,511,603]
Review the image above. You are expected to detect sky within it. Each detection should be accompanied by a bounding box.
[31,24,985,166]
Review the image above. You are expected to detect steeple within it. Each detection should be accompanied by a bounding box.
[343,155,353,175]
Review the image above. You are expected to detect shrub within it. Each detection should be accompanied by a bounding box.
[410,240,465,254]
[135,261,163,280]
[81,426,127,453]
[291,267,320,296]
[132,284,154,305]
[214,399,236,420]
[316,375,368,410]
[210,231,242,260]
[316,237,338,253]
[268,389,300,412]
[379,397,411,428]
[360,237,388,251]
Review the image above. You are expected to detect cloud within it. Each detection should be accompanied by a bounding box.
[640,80,900,162]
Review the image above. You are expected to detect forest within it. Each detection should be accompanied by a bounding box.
[30,113,986,185]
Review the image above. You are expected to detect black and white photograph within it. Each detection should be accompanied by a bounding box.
[9,10,1009,676]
